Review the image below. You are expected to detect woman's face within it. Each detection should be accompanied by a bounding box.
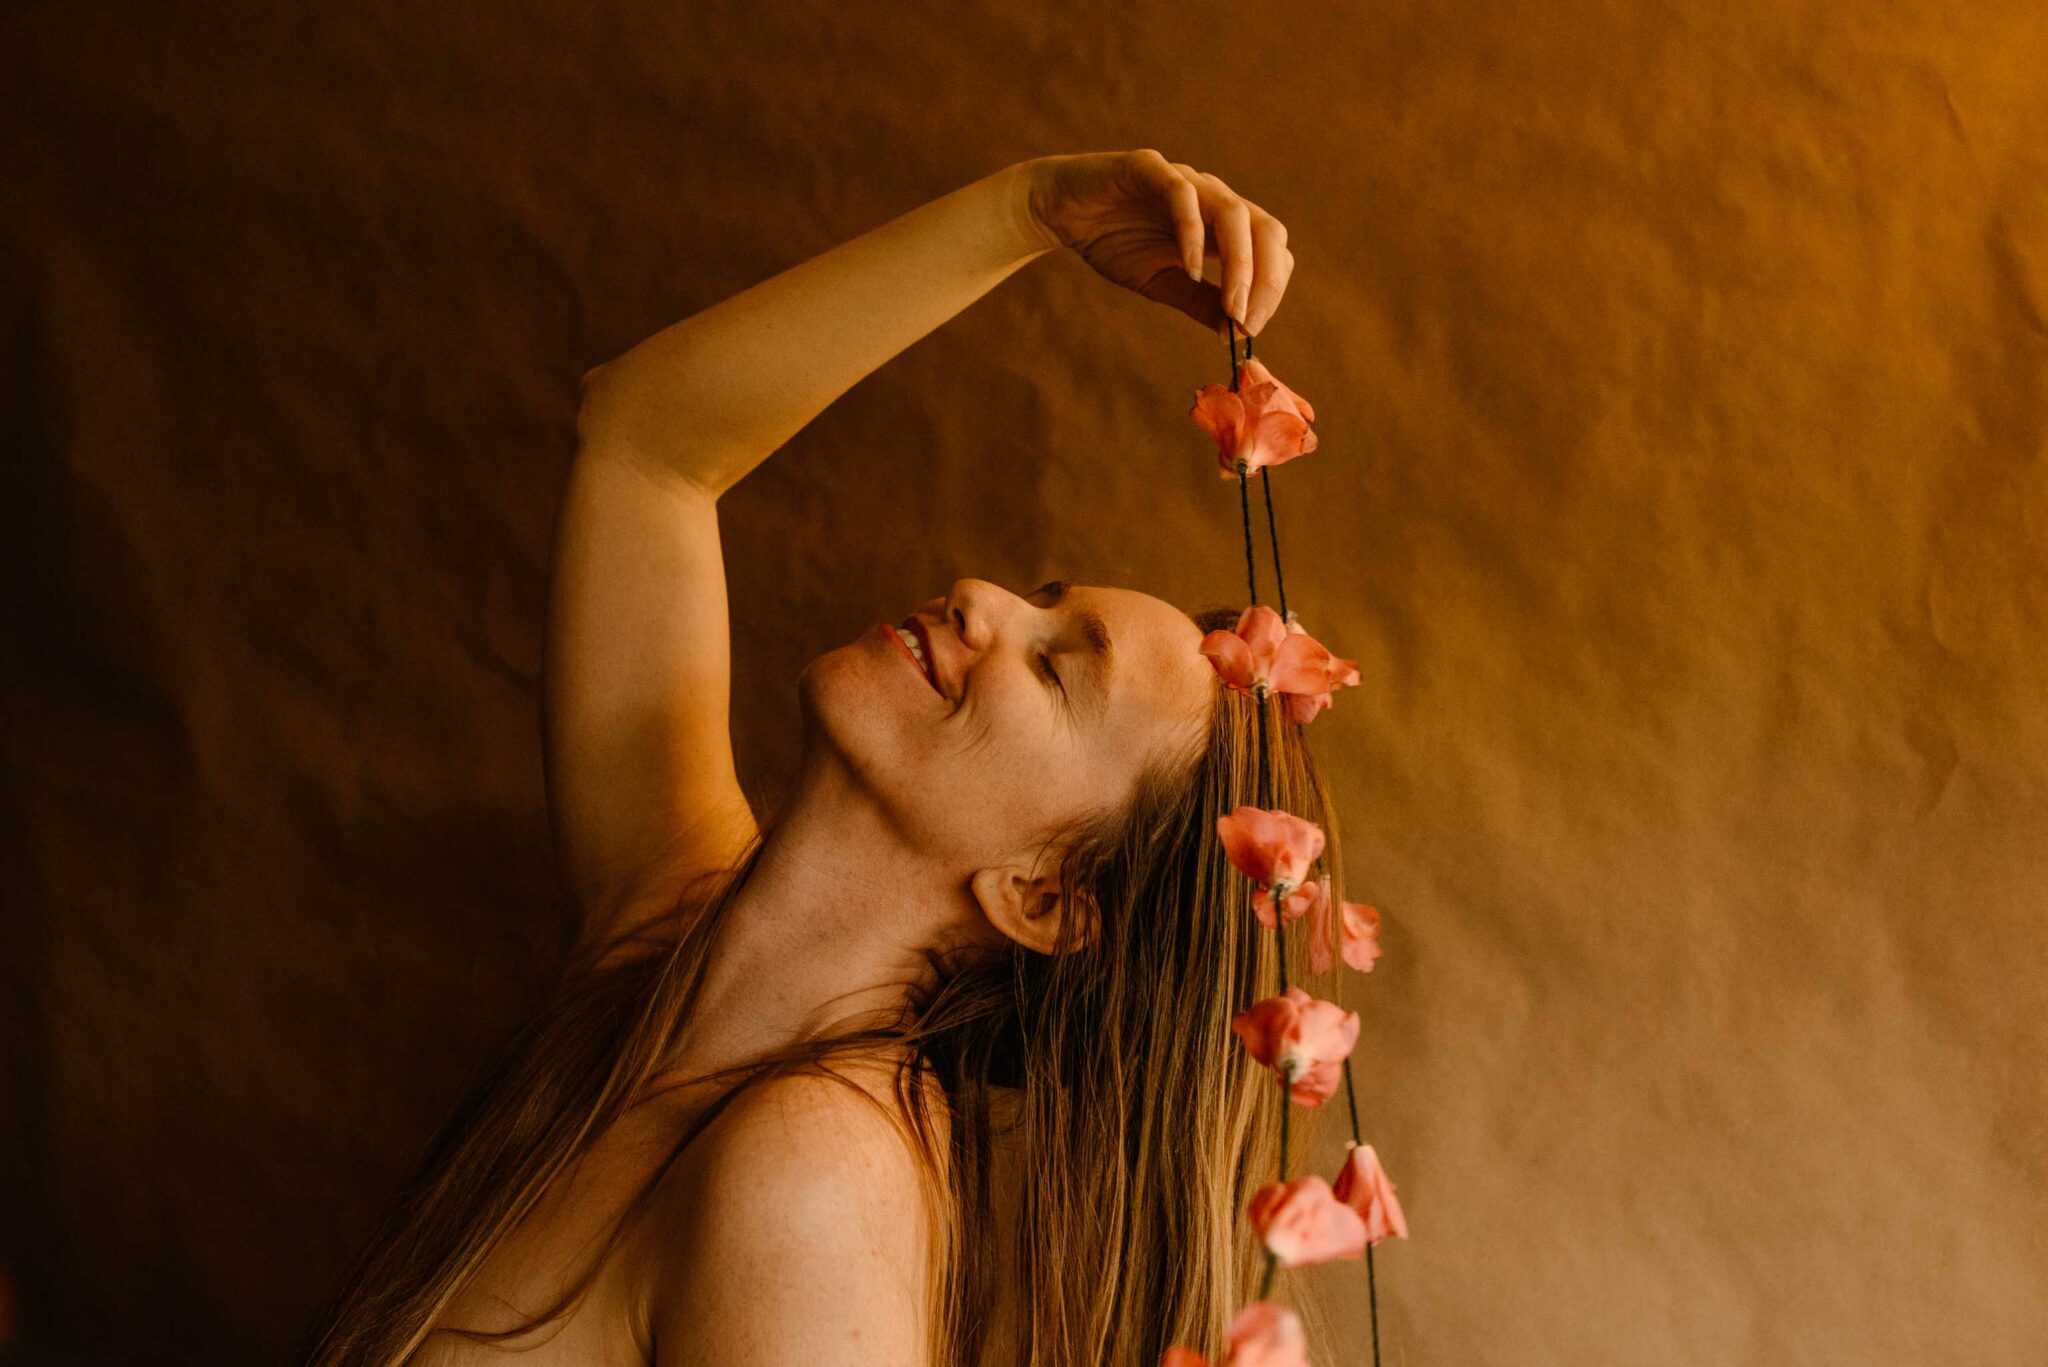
[799,577,1217,874]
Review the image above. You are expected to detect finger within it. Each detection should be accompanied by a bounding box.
[1175,166,1256,328]
[1126,151,1207,281]
[1243,223,1293,336]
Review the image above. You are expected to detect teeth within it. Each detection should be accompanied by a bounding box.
[894,626,929,680]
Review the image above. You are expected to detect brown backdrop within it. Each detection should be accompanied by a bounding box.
[5,2,2045,1363]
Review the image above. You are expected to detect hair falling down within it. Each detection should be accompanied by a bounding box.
[299,322,1402,1367]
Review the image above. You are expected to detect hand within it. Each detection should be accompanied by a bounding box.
[1021,149,1295,336]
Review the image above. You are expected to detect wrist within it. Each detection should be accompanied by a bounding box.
[996,159,1064,261]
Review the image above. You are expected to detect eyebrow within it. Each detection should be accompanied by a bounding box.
[1030,578,1116,706]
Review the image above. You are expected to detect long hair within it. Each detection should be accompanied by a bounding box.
[301,604,1350,1366]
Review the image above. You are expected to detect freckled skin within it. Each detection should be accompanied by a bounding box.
[798,577,1215,920]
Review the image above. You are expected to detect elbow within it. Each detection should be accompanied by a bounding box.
[570,361,724,500]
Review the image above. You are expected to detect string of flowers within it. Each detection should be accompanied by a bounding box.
[1161,323,1408,1367]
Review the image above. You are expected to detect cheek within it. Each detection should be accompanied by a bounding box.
[923,684,1081,826]
[980,681,1069,765]
[797,639,935,770]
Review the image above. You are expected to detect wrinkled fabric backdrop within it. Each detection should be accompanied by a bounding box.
[4,2,2044,1363]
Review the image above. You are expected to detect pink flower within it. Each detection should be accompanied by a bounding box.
[1216,805,1324,900]
[1341,899,1382,972]
[1303,877,1383,975]
[1247,1173,1368,1267]
[1231,986,1359,1107]
[1252,872,1323,931]
[1332,1141,1409,1246]
[1199,606,1359,722]
[1190,356,1319,480]
[1159,1302,1309,1367]
[1277,612,1362,724]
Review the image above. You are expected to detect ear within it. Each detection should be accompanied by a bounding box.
[970,864,1099,955]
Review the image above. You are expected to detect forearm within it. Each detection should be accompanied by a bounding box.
[577,159,1057,497]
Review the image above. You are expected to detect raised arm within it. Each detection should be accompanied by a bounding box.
[546,160,1058,953]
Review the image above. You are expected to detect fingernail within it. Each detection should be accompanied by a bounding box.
[1230,289,1247,323]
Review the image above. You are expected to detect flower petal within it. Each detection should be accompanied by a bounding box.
[1290,1057,1346,1108]
[1191,385,1246,441]
[1270,626,1360,700]
[1285,690,1332,725]
[1242,357,1317,427]
[1225,1302,1309,1367]
[1341,900,1383,972]
[1234,605,1288,677]
[1252,879,1318,931]
[1247,1174,1368,1267]
[1193,359,1319,483]
[1216,806,1325,890]
[1240,408,1316,474]
[1332,1141,1409,1245]
[1232,986,1359,1107]
[1198,629,1257,691]
[1283,995,1360,1080]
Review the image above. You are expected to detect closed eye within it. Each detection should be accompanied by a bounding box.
[1038,650,1065,696]
[1025,579,1070,711]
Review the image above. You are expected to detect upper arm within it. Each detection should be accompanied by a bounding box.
[545,373,761,950]
[648,1076,935,1367]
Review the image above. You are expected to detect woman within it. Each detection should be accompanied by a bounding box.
[305,149,1342,1366]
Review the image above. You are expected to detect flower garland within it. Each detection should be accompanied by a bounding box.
[1161,324,1407,1367]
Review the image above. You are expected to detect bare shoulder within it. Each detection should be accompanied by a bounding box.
[643,1064,948,1367]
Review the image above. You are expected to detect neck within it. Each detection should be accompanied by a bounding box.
[667,757,967,1088]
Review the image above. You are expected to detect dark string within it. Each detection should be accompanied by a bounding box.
[1231,323,1261,608]
[1224,317,1382,1365]
[1344,1062,1382,1366]
[1238,469,1261,611]
[1262,469,1289,625]
[1222,316,1290,623]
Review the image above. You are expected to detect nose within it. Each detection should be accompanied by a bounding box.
[939,577,1013,652]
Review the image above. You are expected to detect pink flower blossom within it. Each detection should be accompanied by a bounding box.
[1159,1301,1309,1367]
[1216,805,1324,900]
[1190,356,1319,480]
[1247,1173,1368,1267]
[1303,877,1383,975]
[1199,606,1359,723]
[1252,872,1324,931]
[1341,899,1382,973]
[1231,986,1359,1107]
[1332,1141,1409,1246]
[1277,612,1362,723]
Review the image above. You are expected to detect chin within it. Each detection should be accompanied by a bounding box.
[795,636,912,799]
[795,631,973,861]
